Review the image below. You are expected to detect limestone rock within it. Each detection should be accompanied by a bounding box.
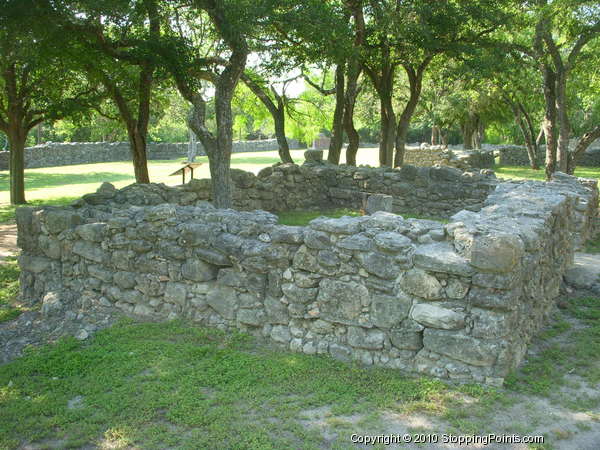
[470,234,524,273]
[356,252,397,279]
[164,282,188,305]
[400,268,443,300]
[41,292,63,317]
[237,309,265,326]
[410,303,465,330]
[329,343,352,362]
[271,325,292,343]
[337,233,374,251]
[264,297,288,324]
[423,329,498,367]
[366,194,393,215]
[347,326,385,350]
[414,243,474,276]
[282,283,318,303]
[182,259,218,282]
[72,241,107,264]
[373,232,412,253]
[304,149,323,161]
[370,292,412,328]
[206,285,238,319]
[76,223,107,242]
[317,279,367,324]
[564,253,600,290]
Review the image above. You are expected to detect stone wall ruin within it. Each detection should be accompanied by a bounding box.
[15,162,598,385]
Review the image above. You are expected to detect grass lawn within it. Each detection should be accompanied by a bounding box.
[494,165,600,181]
[0,257,20,323]
[277,208,363,226]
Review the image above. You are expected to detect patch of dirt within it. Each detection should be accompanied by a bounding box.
[0,223,17,260]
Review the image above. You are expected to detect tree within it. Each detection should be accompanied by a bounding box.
[162,0,268,208]
[511,0,600,177]
[347,0,510,167]
[241,72,297,163]
[0,1,96,204]
[267,0,354,165]
[40,0,166,183]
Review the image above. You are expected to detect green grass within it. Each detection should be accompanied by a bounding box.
[494,165,600,181]
[0,196,78,224]
[0,320,464,449]
[505,297,600,397]
[277,208,362,226]
[0,257,21,323]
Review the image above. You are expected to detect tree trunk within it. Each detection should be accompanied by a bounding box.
[431,125,440,145]
[541,66,558,180]
[555,69,570,172]
[328,64,346,165]
[210,94,234,209]
[474,119,484,149]
[511,102,539,170]
[440,130,448,146]
[273,104,292,163]
[7,128,27,204]
[379,98,396,167]
[567,124,600,174]
[187,127,197,162]
[536,125,545,147]
[343,62,361,167]
[242,74,293,163]
[394,66,423,167]
[462,122,474,150]
[128,127,150,183]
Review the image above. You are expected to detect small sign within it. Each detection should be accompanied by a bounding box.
[170,163,203,184]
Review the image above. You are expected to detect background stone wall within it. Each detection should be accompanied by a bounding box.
[404,147,493,169]
[15,164,598,386]
[499,141,600,167]
[0,138,304,170]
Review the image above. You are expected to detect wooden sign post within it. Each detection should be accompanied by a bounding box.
[170,163,203,184]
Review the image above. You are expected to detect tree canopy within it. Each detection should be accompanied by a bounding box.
[2,0,599,204]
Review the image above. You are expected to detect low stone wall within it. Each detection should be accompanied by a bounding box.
[77,162,499,219]
[0,138,304,170]
[15,163,598,385]
[402,146,495,170]
[499,144,600,167]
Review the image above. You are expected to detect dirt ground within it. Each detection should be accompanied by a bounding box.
[0,223,17,260]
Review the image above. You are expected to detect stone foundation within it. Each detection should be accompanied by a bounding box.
[15,163,598,385]
[73,161,498,219]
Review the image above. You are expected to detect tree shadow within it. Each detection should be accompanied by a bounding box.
[0,171,133,192]
[232,156,299,165]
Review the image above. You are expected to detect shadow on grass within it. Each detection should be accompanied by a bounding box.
[232,156,291,165]
[0,172,133,192]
